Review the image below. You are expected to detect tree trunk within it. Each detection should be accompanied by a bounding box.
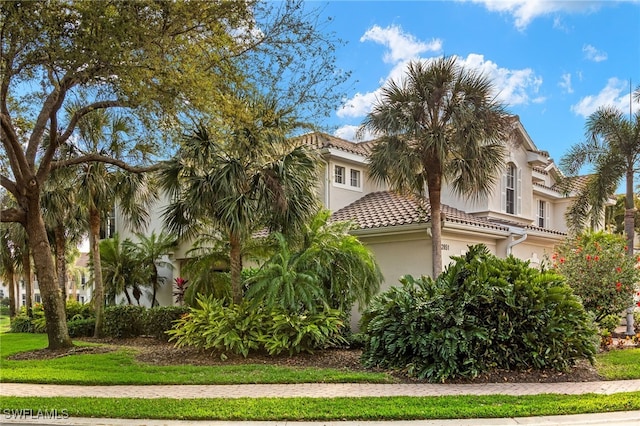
[624,169,635,257]
[54,226,68,303]
[229,232,243,304]
[624,169,636,336]
[426,165,443,278]
[89,206,105,338]
[7,271,16,318]
[25,193,72,349]
[22,246,33,317]
[151,265,158,307]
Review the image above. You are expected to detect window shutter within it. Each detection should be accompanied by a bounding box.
[516,168,522,215]
[501,171,507,212]
[545,202,550,229]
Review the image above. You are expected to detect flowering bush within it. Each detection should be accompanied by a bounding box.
[553,231,639,323]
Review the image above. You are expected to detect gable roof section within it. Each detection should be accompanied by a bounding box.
[331,191,509,232]
[551,174,593,194]
[294,132,373,156]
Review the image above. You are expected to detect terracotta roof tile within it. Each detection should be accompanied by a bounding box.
[294,132,371,156]
[551,174,593,194]
[331,191,509,232]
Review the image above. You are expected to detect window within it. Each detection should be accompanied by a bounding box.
[332,164,362,191]
[334,165,345,184]
[505,163,516,214]
[350,169,361,187]
[538,200,547,228]
[538,200,549,228]
[34,294,41,303]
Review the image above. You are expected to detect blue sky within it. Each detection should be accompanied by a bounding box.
[313,0,640,171]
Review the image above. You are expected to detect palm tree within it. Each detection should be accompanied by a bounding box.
[99,235,147,306]
[561,102,640,253]
[359,56,512,277]
[126,231,176,307]
[41,164,87,303]
[246,210,382,314]
[161,95,319,304]
[72,108,156,336]
[0,223,20,317]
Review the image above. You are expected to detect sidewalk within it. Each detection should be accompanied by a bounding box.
[2,381,640,426]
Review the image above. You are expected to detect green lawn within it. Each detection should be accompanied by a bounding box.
[0,333,392,385]
[1,332,639,421]
[0,316,9,334]
[1,393,639,421]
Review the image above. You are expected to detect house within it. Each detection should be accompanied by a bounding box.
[114,116,591,325]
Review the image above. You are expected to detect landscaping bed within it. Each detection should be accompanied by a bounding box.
[9,336,606,384]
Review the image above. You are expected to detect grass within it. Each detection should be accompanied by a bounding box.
[0,316,9,334]
[596,348,640,380]
[0,333,392,385]
[1,393,639,421]
[1,331,640,420]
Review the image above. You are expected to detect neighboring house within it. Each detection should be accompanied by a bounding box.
[115,116,595,326]
[0,251,91,313]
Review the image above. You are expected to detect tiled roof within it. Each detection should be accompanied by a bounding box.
[532,167,548,175]
[294,132,372,157]
[551,174,593,194]
[331,191,509,232]
[523,224,567,236]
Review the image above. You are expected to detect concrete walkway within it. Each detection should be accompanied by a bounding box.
[2,380,640,398]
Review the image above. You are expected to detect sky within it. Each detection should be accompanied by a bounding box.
[312,0,640,172]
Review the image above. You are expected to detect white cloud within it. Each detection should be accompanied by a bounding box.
[582,44,608,62]
[464,0,603,30]
[336,91,379,119]
[360,24,442,64]
[334,125,378,142]
[559,73,574,94]
[458,53,544,106]
[571,77,638,117]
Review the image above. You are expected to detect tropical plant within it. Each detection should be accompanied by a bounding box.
[72,107,156,336]
[1,0,345,349]
[246,233,325,313]
[553,231,639,322]
[360,245,597,382]
[0,221,20,318]
[358,56,512,277]
[126,231,176,307]
[161,96,319,304]
[246,210,382,314]
[99,236,148,307]
[560,96,640,253]
[605,194,640,235]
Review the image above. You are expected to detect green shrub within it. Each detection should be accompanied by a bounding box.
[9,315,35,333]
[67,318,96,337]
[144,306,190,340]
[103,305,146,338]
[360,244,598,382]
[168,296,348,357]
[65,300,94,321]
[599,314,621,334]
[168,296,266,357]
[261,308,348,356]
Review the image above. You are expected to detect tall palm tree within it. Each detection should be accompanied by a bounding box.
[162,95,319,304]
[41,164,87,303]
[561,101,640,253]
[359,56,511,277]
[72,108,156,336]
[126,231,176,307]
